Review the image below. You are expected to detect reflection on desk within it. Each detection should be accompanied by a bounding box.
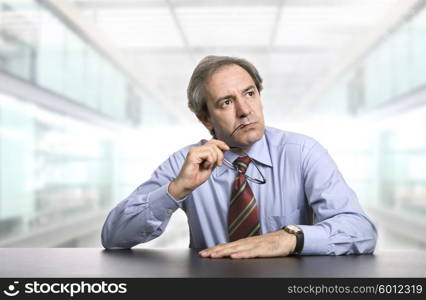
[0,248,425,278]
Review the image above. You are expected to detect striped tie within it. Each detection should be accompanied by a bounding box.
[228,156,260,242]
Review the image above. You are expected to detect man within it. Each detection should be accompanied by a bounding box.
[101,55,377,258]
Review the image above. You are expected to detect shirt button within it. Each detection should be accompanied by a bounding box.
[167,209,173,214]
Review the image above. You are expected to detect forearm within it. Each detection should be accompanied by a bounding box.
[298,213,378,255]
[101,184,181,249]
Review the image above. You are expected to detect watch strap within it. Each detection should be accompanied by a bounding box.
[283,225,304,255]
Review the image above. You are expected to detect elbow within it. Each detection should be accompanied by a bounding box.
[353,213,379,255]
[353,222,378,255]
[101,223,129,250]
[101,234,116,250]
[366,224,378,254]
[355,234,377,255]
[101,227,117,249]
[101,225,143,250]
[331,217,378,255]
[363,217,378,254]
[332,235,377,256]
[101,233,133,250]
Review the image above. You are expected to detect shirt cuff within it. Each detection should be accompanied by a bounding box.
[297,224,330,255]
[166,182,190,203]
[147,184,189,221]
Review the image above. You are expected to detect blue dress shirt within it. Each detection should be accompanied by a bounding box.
[102,127,377,255]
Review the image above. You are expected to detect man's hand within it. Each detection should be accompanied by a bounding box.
[169,139,230,200]
[198,230,297,259]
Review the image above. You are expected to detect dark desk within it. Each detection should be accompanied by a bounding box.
[0,248,425,278]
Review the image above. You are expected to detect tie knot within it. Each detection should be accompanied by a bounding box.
[233,156,251,174]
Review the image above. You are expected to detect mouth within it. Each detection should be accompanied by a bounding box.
[243,122,256,128]
[229,122,257,137]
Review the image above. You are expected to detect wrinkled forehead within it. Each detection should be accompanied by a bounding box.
[205,64,255,102]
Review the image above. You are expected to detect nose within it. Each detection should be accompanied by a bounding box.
[235,96,252,118]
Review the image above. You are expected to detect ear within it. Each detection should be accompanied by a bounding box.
[197,113,214,132]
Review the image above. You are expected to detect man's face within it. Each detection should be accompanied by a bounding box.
[199,64,265,149]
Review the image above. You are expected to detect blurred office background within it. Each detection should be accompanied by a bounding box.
[0,0,425,252]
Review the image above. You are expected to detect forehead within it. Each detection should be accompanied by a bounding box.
[205,64,254,99]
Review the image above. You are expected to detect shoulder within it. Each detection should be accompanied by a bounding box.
[264,126,319,153]
[264,127,328,170]
[170,139,207,160]
[156,139,206,175]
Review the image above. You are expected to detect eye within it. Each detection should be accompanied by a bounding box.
[222,99,232,107]
[247,90,255,97]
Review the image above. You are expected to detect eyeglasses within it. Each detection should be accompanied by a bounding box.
[222,146,266,184]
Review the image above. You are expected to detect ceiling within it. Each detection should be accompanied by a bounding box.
[70,0,403,124]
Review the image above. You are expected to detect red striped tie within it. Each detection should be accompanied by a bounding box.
[228,156,260,242]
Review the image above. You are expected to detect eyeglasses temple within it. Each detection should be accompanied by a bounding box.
[223,146,267,184]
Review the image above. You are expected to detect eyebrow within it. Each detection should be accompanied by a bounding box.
[214,85,256,105]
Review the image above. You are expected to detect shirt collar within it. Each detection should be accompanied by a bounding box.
[214,131,272,177]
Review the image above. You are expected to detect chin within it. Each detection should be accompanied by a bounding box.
[246,130,263,143]
[239,125,264,145]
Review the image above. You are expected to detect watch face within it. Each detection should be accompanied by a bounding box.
[286,225,300,234]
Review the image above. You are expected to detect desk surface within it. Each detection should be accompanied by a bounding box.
[1,248,425,278]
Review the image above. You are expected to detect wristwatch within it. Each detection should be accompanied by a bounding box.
[283,225,304,255]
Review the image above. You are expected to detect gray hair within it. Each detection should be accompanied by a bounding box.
[187,55,263,118]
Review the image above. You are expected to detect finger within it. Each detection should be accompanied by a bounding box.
[206,236,266,258]
[199,239,252,258]
[199,244,226,257]
[209,139,230,152]
[204,143,225,167]
[206,146,219,166]
[211,145,224,167]
[199,146,218,164]
[198,242,233,257]
[197,149,216,169]
[210,243,252,258]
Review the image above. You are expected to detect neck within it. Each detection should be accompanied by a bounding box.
[229,144,252,155]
